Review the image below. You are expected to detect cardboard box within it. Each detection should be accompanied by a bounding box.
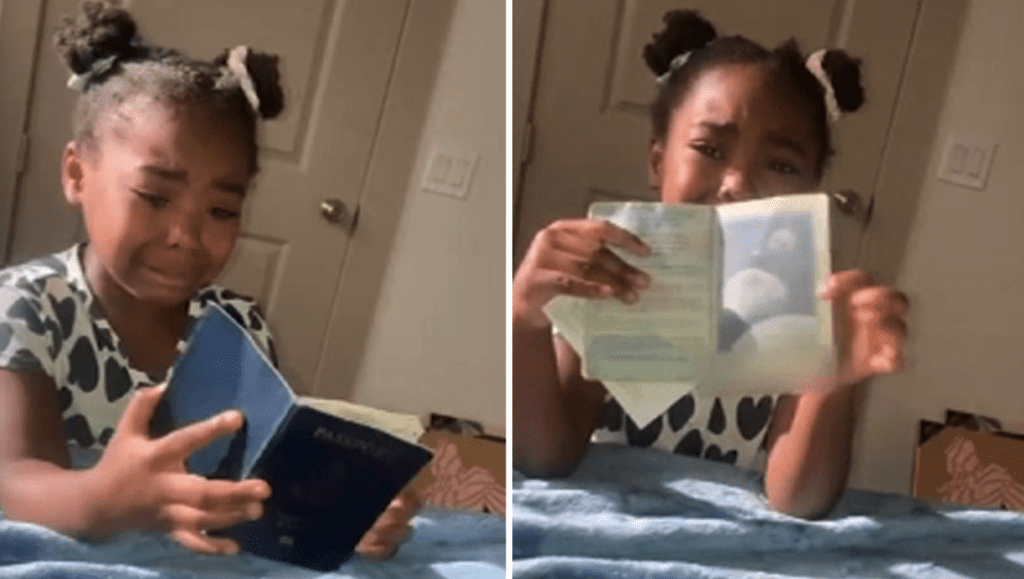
[408,418,505,516]
[913,411,1024,510]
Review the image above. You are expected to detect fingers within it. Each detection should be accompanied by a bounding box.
[160,479,270,556]
[357,538,401,561]
[521,219,651,305]
[599,219,651,256]
[572,247,649,301]
[554,219,650,257]
[163,473,271,512]
[852,287,909,373]
[824,271,910,382]
[850,286,909,316]
[158,410,244,459]
[529,269,614,300]
[170,528,241,556]
[394,488,422,515]
[356,521,410,561]
[819,270,875,302]
[376,499,415,530]
[822,274,910,328]
[543,221,651,277]
[365,517,411,544]
[357,492,418,560]
[115,383,169,438]
[580,247,650,290]
[530,251,646,304]
[162,502,261,534]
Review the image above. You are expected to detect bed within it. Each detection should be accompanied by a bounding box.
[0,447,506,579]
[513,443,1024,578]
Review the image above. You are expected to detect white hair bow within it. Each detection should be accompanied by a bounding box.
[66,54,119,91]
[805,49,841,123]
[655,51,693,86]
[226,45,261,114]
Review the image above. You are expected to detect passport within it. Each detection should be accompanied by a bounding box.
[159,303,433,570]
[545,194,835,428]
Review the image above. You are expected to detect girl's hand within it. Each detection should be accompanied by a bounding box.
[513,219,651,327]
[91,384,271,555]
[356,488,421,560]
[820,271,909,386]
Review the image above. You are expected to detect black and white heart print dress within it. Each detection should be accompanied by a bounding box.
[592,391,778,470]
[0,245,277,451]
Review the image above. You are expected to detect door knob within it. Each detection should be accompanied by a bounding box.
[830,189,863,216]
[320,198,349,223]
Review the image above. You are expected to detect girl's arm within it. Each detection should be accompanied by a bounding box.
[512,307,606,478]
[762,271,908,519]
[0,369,101,534]
[0,370,270,553]
[762,380,863,519]
[512,219,649,478]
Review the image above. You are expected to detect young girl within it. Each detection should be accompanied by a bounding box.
[512,10,909,519]
[0,1,414,560]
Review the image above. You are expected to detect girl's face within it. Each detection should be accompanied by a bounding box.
[63,97,251,307]
[649,63,822,204]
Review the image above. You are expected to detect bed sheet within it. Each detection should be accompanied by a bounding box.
[513,443,1024,578]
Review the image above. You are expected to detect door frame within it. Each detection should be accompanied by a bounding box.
[854,0,969,284]
[0,1,45,265]
[313,0,456,399]
[511,0,547,254]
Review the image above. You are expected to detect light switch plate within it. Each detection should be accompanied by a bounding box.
[422,149,478,200]
[937,133,997,190]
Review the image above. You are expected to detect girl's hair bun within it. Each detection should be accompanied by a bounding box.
[213,48,286,120]
[820,49,864,113]
[245,50,285,120]
[642,9,717,77]
[54,0,137,75]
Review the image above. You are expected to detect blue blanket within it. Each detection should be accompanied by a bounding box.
[0,439,505,578]
[513,443,1024,578]
[0,509,505,579]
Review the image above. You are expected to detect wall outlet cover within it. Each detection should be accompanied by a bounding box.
[937,133,998,190]
[422,149,478,200]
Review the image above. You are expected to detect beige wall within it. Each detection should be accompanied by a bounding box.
[849,0,1024,494]
[350,0,505,429]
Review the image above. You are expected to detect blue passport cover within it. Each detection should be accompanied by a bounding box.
[163,303,433,571]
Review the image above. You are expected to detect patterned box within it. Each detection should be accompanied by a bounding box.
[913,412,1024,510]
[409,425,505,516]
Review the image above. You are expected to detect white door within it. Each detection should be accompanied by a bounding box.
[0,1,44,248]
[3,0,451,396]
[512,0,924,275]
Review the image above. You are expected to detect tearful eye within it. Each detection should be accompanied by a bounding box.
[211,207,241,220]
[770,160,800,175]
[692,143,724,160]
[133,190,170,209]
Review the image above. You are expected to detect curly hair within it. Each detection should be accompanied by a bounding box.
[643,10,865,179]
[54,1,285,173]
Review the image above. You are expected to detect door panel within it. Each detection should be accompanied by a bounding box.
[0,0,44,259]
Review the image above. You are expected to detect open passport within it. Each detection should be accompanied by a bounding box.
[544,193,836,427]
[159,303,433,571]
